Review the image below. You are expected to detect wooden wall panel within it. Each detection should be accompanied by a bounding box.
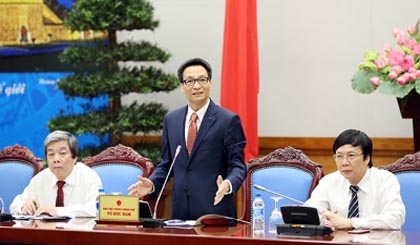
[259,137,414,174]
[122,135,414,174]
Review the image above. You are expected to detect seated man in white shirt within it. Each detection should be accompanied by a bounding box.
[305,129,405,230]
[10,130,102,218]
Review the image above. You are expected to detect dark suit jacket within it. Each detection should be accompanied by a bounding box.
[150,99,247,220]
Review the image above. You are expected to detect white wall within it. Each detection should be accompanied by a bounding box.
[121,0,420,138]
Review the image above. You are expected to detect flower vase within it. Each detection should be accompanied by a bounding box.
[397,90,420,152]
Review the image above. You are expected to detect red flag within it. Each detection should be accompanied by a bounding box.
[221,0,259,162]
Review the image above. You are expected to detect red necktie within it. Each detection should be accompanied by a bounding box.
[56,181,65,207]
[187,113,198,155]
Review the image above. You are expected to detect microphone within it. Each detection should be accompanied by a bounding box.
[253,184,305,205]
[0,196,4,213]
[0,196,13,222]
[153,145,181,219]
[254,185,333,236]
[143,145,181,228]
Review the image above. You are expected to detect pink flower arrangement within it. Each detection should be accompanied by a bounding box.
[352,21,420,98]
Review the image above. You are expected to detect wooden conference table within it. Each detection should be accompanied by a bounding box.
[0,218,418,245]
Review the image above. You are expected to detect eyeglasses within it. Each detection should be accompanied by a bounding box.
[183,76,209,87]
[333,153,363,163]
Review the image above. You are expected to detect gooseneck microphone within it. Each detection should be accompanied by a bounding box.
[142,145,181,228]
[0,196,4,213]
[153,145,181,219]
[139,145,181,228]
[0,196,13,222]
[253,184,305,205]
[254,185,333,236]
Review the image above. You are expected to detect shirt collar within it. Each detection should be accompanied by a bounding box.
[356,167,372,193]
[48,163,78,187]
[186,98,210,122]
[346,168,371,193]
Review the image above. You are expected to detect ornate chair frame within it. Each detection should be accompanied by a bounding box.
[381,151,420,231]
[382,152,420,173]
[0,144,44,172]
[241,146,324,222]
[83,144,154,194]
[0,144,44,213]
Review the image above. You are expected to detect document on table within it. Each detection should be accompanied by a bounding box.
[164,219,197,228]
[13,215,70,221]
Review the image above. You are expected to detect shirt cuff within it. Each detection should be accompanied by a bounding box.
[351,218,361,229]
[150,183,155,194]
[224,180,232,195]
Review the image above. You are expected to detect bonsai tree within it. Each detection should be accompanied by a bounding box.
[48,0,178,161]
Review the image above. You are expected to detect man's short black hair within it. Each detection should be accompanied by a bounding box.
[177,58,212,83]
[333,129,373,168]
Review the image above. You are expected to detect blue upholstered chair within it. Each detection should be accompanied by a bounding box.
[83,144,154,195]
[241,146,324,223]
[0,144,43,213]
[381,152,420,231]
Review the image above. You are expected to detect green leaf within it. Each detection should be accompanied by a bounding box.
[377,81,415,98]
[64,0,159,31]
[351,70,377,94]
[415,61,420,69]
[358,62,378,71]
[51,0,179,150]
[400,46,411,54]
[382,65,392,74]
[415,79,420,94]
[48,102,168,137]
[57,66,179,97]
[60,41,171,65]
[363,50,378,61]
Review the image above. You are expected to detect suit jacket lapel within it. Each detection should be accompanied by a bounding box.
[174,106,189,163]
[189,100,217,160]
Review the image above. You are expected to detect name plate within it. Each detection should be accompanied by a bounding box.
[99,195,139,221]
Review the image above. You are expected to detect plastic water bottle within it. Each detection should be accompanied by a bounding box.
[96,188,105,218]
[252,194,265,234]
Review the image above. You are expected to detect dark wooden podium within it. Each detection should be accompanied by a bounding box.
[398,90,420,152]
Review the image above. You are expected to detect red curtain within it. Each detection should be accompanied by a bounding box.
[220,0,259,162]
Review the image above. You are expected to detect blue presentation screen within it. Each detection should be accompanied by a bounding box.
[0,72,107,158]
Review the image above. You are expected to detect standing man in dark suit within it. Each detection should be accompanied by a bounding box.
[129,58,247,220]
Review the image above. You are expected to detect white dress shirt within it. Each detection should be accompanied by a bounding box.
[305,167,405,230]
[184,99,210,142]
[352,230,405,245]
[10,162,102,218]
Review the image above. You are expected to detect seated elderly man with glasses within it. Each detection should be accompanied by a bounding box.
[305,129,405,230]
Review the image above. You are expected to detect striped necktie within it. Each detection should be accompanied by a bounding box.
[347,185,359,218]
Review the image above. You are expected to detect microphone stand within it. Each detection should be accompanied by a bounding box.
[253,184,305,205]
[143,145,181,228]
[253,184,333,236]
[0,196,13,222]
